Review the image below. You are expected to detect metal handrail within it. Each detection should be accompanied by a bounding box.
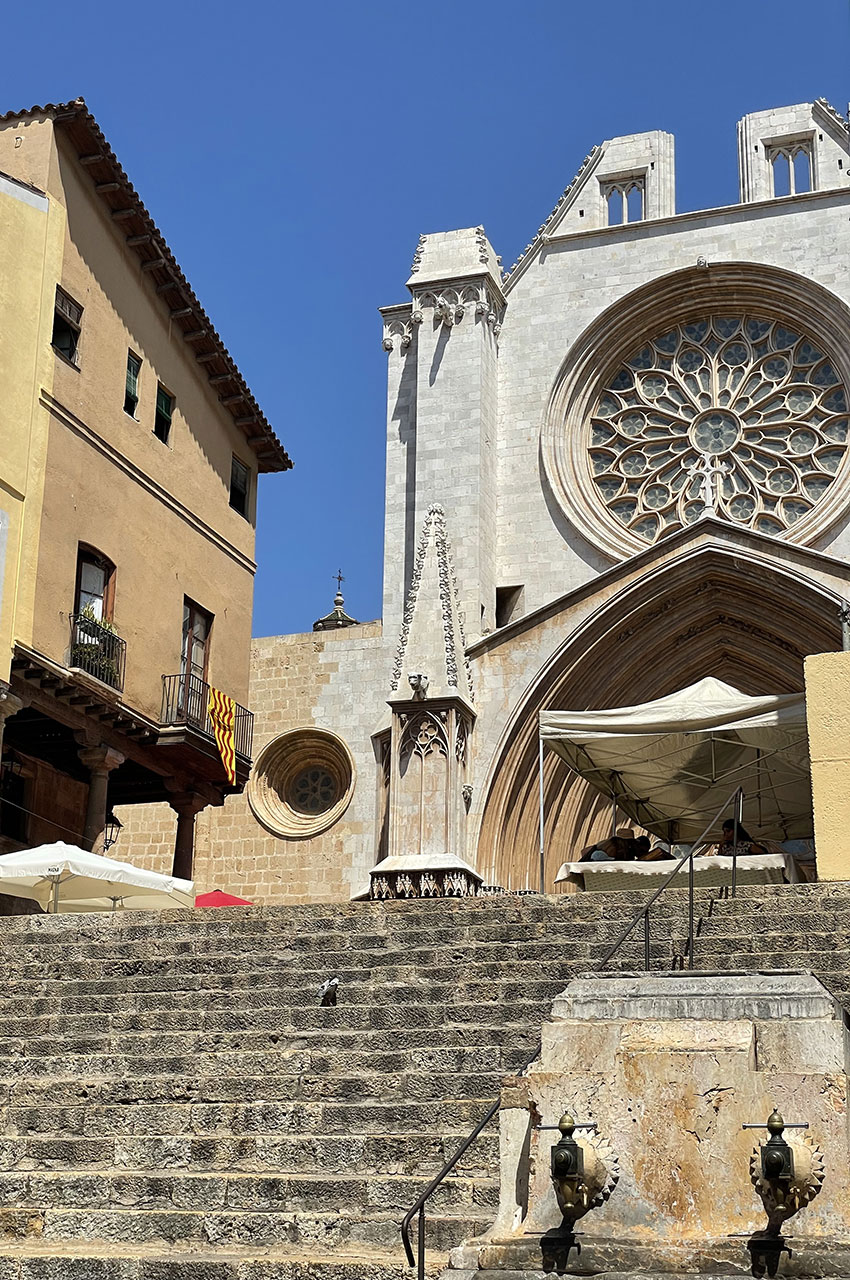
[598,784,744,970]
[399,787,746,1273]
[401,1096,501,1275]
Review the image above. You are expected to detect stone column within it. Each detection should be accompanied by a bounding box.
[78,746,125,852]
[168,791,208,881]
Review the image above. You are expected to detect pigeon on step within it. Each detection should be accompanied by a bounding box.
[318,976,339,1007]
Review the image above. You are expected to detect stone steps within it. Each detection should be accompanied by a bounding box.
[0,1025,541,1056]
[0,885,846,1278]
[0,1098,501,1138]
[0,1168,500,1214]
[0,1246,441,1280]
[0,1204,490,1252]
[0,1131,500,1175]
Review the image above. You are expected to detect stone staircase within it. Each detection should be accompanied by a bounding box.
[0,883,846,1279]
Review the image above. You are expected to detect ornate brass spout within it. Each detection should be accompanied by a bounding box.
[743,1110,825,1239]
[549,1111,618,1229]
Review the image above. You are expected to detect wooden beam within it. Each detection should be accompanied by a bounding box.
[219,393,245,405]
[235,415,257,427]
[141,258,167,272]
[79,153,104,166]
[183,329,207,342]
[96,181,122,193]
[208,373,232,385]
[156,280,179,294]
[126,233,152,246]
[196,352,219,364]
[111,208,135,221]
[170,307,194,319]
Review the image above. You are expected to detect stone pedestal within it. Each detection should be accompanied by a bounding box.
[446,971,850,1276]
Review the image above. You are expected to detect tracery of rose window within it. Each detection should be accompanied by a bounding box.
[589,315,849,543]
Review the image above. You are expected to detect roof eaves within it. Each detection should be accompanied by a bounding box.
[2,99,292,474]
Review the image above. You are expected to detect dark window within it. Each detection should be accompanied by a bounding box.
[182,599,212,684]
[154,384,174,443]
[230,455,250,517]
[0,761,27,843]
[495,585,524,629]
[75,547,115,622]
[52,287,82,364]
[124,351,141,416]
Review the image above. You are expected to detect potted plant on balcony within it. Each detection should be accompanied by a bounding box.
[70,604,122,688]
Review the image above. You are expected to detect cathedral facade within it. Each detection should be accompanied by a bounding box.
[126,101,850,901]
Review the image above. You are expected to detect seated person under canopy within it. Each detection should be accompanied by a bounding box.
[579,835,658,863]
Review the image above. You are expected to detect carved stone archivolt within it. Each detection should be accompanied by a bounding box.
[247,727,355,840]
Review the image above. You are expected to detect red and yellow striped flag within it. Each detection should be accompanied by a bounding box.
[208,686,236,785]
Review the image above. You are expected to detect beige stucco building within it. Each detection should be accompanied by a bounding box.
[124,99,850,898]
[0,99,290,879]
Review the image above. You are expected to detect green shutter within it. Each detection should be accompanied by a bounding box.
[126,353,140,398]
[156,385,173,421]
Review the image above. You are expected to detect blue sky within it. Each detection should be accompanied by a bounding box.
[9,0,850,635]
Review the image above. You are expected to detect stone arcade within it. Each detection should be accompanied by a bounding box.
[122,98,850,899]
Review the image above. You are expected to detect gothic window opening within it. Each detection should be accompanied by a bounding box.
[603,178,645,227]
[588,315,848,543]
[769,140,813,197]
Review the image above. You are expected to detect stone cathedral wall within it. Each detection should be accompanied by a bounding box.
[116,622,388,903]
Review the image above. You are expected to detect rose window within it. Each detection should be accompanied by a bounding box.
[289,766,339,815]
[589,315,849,542]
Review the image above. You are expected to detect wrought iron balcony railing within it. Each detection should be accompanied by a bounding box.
[161,673,254,760]
[69,613,127,692]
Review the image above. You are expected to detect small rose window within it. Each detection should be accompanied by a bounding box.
[248,729,354,839]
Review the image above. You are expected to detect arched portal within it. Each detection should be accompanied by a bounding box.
[476,545,843,890]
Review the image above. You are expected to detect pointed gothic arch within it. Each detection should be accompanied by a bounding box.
[475,543,844,889]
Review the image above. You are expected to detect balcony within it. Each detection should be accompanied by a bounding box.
[69,613,127,692]
[161,673,254,762]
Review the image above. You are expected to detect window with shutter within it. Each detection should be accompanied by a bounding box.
[230,456,250,517]
[124,352,141,416]
[154,384,174,443]
[52,287,83,364]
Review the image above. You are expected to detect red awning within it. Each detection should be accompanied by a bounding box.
[195,890,253,908]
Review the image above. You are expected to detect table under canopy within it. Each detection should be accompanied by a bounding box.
[539,676,812,843]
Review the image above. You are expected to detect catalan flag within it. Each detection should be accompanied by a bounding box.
[208,685,236,785]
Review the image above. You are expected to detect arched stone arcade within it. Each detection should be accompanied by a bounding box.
[475,543,844,890]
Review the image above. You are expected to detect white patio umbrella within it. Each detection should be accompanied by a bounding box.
[0,843,194,913]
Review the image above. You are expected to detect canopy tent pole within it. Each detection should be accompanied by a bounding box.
[538,738,545,894]
[610,779,617,837]
[51,877,59,915]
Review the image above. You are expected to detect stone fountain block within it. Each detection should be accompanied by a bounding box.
[459,970,850,1276]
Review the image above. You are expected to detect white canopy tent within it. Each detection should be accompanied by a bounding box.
[539,677,812,845]
[0,843,194,913]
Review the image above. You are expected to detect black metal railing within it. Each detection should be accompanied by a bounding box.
[399,786,746,1275]
[69,613,126,691]
[597,785,744,972]
[160,673,253,759]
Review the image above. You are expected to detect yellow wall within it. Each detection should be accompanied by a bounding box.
[0,113,261,714]
[0,167,63,683]
[804,650,850,880]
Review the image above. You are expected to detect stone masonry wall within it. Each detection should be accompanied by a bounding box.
[117,621,389,903]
